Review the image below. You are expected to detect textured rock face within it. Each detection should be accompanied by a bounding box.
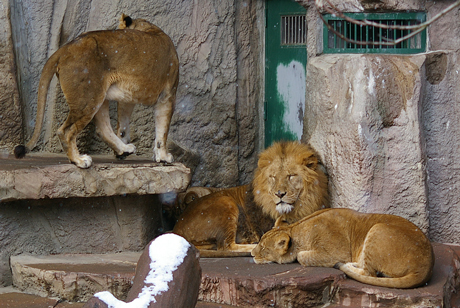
[7,0,263,187]
[303,54,429,232]
[0,194,164,286]
[422,2,460,245]
[0,0,22,152]
[423,51,460,244]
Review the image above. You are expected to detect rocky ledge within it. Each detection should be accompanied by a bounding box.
[6,243,460,307]
[0,153,191,202]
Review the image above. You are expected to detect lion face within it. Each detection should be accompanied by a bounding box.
[253,142,329,224]
[266,165,307,215]
[251,228,295,264]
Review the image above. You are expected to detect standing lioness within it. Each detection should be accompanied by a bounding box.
[15,15,179,168]
[252,208,434,289]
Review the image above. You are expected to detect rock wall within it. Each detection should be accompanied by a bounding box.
[7,0,263,187]
[0,0,22,154]
[0,195,164,285]
[301,0,460,243]
[303,54,429,232]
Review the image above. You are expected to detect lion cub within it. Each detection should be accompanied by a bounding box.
[15,14,179,168]
[252,208,434,289]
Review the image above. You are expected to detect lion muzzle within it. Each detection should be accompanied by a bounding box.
[276,202,294,214]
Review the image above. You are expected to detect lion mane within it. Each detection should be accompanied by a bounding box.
[253,141,329,226]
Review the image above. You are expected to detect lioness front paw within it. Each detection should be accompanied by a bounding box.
[74,154,93,169]
[154,150,173,163]
[120,143,136,154]
[116,143,136,159]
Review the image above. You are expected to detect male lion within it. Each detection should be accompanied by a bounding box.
[14,14,179,168]
[252,208,434,289]
[173,141,329,257]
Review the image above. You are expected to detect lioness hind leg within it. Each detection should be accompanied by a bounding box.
[153,90,175,163]
[339,262,369,276]
[117,102,135,144]
[57,111,95,169]
[297,250,339,268]
[94,100,136,158]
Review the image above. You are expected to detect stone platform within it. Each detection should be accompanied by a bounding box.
[0,153,191,201]
[4,243,460,307]
[0,154,191,286]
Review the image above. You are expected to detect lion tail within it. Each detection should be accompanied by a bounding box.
[14,49,62,159]
[337,262,430,289]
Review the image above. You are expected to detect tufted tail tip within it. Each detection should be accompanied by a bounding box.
[14,145,27,159]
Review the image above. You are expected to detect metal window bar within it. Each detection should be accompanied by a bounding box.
[323,13,426,54]
[281,15,307,46]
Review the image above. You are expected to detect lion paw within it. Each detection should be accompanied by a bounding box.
[122,143,136,154]
[74,154,93,169]
[154,150,173,163]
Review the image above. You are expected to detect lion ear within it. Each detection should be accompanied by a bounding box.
[257,157,271,169]
[119,14,133,29]
[302,153,318,170]
[275,233,292,255]
[184,191,199,205]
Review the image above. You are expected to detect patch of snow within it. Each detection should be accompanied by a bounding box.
[95,234,191,308]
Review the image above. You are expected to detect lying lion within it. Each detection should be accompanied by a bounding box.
[252,208,434,289]
[15,14,179,168]
[173,141,329,257]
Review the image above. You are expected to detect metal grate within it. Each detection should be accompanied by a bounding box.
[281,15,307,46]
[323,12,426,54]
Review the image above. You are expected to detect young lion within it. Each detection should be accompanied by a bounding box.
[173,141,329,257]
[14,14,179,168]
[252,208,434,289]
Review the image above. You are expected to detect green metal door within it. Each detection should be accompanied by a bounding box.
[265,0,307,147]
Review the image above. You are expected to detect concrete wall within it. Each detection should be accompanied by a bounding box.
[3,0,264,187]
[301,0,460,244]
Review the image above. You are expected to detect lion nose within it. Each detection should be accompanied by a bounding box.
[275,191,286,199]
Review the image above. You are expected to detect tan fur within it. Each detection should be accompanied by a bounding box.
[16,14,179,168]
[253,141,329,226]
[162,187,224,223]
[252,208,434,289]
[173,185,269,257]
[178,187,224,209]
[173,141,329,257]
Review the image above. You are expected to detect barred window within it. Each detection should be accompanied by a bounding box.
[323,12,426,54]
[281,15,307,46]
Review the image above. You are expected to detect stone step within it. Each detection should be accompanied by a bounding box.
[0,288,235,308]
[9,243,460,307]
[0,154,191,201]
[0,287,84,308]
[10,252,141,303]
[199,243,460,307]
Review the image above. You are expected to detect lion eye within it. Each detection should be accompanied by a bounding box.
[289,174,297,180]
